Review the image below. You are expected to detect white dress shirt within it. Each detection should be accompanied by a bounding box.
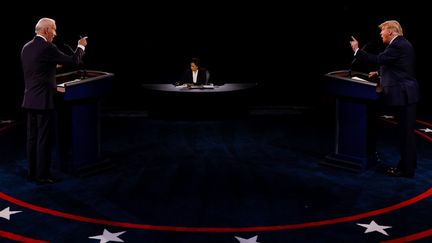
[192,70,198,84]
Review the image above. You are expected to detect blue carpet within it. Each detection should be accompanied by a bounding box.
[1,107,431,243]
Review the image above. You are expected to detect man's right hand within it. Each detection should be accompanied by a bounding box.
[78,36,88,47]
[368,71,379,78]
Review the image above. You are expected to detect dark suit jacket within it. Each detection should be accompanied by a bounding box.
[180,68,209,85]
[357,36,419,106]
[21,36,85,110]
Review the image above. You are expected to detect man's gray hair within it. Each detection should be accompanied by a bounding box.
[35,17,55,33]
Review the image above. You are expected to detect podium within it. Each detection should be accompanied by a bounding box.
[54,70,114,174]
[322,70,379,171]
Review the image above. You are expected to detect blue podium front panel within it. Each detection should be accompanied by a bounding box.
[322,70,379,171]
[54,70,114,174]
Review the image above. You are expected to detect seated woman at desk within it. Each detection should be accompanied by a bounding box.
[175,57,209,86]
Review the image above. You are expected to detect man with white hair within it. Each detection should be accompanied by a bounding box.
[21,17,88,184]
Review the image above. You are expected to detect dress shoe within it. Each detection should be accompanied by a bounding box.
[375,152,381,162]
[386,167,414,178]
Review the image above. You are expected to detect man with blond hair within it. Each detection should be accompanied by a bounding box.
[349,20,419,178]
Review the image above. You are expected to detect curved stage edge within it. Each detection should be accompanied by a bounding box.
[141,83,258,119]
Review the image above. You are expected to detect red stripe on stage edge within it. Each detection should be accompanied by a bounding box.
[415,130,432,142]
[0,123,15,133]
[379,118,398,125]
[0,188,431,233]
[381,228,432,243]
[416,119,432,127]
[0,230,49,243]
[380,118,432,142]
[380,118,432,128]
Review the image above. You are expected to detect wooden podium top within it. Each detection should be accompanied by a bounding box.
[56,70,114,93]
[325,70,377,87]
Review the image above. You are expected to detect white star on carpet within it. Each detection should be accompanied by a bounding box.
[89,229,126,243]
[420,128,432,133]
[357,220,392,236]
[0,120,13,124]
[235,235,260,243]
[0,207,22,220]
[380,115,394,119]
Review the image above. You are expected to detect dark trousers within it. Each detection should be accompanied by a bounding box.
[380,102,417,173]
[26,109,54,179]
[368,100,417,173]
[397,103,417,174]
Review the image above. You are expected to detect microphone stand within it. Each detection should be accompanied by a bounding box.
[348,58,356,78]
[63,43,87,79]
[348,40,376,78]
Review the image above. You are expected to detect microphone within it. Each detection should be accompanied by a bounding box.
[80,67,88,79]
[63,43,75,54]
[77,35,88,79]
[63,43,87,79]
[349,39,376,78]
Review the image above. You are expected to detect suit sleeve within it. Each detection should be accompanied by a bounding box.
[180,70,190,84]
[46,44,85,66]
[357,43,402,66]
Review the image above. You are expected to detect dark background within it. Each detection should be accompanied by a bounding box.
[1,3,429,117]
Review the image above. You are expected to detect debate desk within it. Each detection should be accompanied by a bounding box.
[54,70,114,174]
[141,83,258,118]
[322,70,379,171]
[142,83,257,93]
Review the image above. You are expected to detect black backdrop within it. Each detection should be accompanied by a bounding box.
[1,3,429,117]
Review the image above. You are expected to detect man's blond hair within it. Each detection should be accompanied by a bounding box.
[379,20,403,36]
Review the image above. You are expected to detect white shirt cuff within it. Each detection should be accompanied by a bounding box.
[354,48,359,56]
